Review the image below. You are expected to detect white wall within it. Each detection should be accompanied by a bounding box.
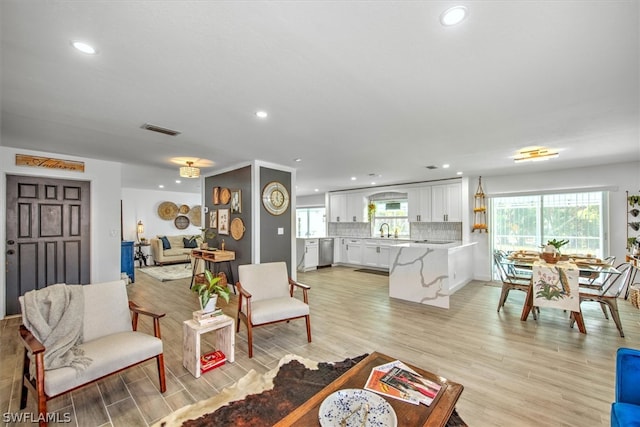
[469,161,640,281]
[1,147,122,318]
[296,194,325,207]
[121,188,201,243]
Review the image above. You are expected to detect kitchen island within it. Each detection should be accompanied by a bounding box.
[389,241,477,309]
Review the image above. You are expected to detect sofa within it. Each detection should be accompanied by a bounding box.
[19,280,166,426]
[150,234,199,265]
[611,347,640,427]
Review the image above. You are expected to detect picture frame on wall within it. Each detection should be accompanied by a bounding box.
[209,210,217,229]
[218,208,229,235]
[212,187,220,205]
[231,189,242,213]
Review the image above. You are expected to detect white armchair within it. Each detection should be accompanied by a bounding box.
[18,280,166,426]
[236,262,311,358]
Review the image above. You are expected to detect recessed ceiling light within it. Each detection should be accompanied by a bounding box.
[158,184,164,188]
[351,177,357,181]
[71,41,97,54]
[442,164,450,169]
[175,180,181,184]
[294,158,302,162]
[456,171,463,175]
[440,6,468,26]
[255,111,268,119]
[371,182,376,185]
[314,188,319,192]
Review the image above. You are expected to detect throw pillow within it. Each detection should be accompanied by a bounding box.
[159,236,171,250]
[183,237,198,248]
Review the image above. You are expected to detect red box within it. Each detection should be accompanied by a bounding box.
[201,350,226,373]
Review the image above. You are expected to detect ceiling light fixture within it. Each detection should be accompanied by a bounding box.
[456,171,463,175]
[255,111,268,119]
[442,164,450,169]
[351,177,357,181]
[514,147,559,163]
[179,161,200,178]
[71,40,97,54]
[440,6,468,26]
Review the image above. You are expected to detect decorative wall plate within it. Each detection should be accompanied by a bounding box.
[174,215,190,230]
[230,217,246,240]
[262,181,289,216]
[220,188,231,205]
[189,205,202,227]
[179,204,190,214]
[158,201,179,220]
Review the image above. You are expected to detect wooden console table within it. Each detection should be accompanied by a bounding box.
[190,249,236,291]
[274,351,464,427]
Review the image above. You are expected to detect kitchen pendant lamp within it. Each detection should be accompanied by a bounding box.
[179,161,200,178]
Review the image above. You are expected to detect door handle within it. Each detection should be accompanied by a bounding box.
[7,249,15,255]
[7,240,15,245]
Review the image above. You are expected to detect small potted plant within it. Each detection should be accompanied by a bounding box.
[198,227,216,249]
[192,270,230,313]
[540,239,569,263]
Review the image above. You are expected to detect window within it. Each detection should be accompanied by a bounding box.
[371,200,409,238]
[296,207,326,237]
[491,191,606,257]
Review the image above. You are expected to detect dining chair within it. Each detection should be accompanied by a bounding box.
[578,255,616,289]
[571,262,632,337]
[494,251,535,318]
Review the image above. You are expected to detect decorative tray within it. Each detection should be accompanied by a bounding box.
[318,389,397,427]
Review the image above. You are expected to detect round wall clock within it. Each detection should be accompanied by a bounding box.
[262,181,290,216]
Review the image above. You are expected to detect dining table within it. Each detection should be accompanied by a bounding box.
[500,253,622,334]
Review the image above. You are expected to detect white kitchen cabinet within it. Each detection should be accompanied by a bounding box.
[363,240,392,269]
[431,182,462,222]
[363,242,379,267]
[346,192,367,222]
[378,244,391,269]
[407,186,432,222]
[333,238,343,263]
[300,239,319,271]
[329,193,347,222]
[344,238,363,265]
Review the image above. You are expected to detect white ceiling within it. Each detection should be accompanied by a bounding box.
[1,1,638,196]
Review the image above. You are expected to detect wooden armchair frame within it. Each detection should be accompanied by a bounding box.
[19,301,166,427]
[236,277,311,358]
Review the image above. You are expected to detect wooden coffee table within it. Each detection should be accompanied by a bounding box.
[274,351,463,427]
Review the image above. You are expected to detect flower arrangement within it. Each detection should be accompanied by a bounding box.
[367,203,376,222]
[541,239,569,255]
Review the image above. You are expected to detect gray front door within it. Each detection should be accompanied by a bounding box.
[5,175,91,315]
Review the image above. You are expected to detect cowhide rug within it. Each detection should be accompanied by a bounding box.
[155,354,466,427]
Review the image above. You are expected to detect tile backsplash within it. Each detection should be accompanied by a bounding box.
[328,221,462,240]
[411,222,462,241]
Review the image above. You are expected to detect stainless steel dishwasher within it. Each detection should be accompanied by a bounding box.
[318,238,334,267]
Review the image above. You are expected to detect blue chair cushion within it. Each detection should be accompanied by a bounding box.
[611,402,640,427]
[183,237,198,248]
[159,236,171,250]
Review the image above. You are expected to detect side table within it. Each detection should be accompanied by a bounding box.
[134,242,151,267]
[183,314,235,378]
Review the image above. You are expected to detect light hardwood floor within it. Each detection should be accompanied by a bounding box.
[1,265,638,426]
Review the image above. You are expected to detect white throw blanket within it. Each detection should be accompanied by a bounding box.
[22,283,92,376]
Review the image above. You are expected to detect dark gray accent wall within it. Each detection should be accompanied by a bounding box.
[259,167,292,274]
[204,166,251,283]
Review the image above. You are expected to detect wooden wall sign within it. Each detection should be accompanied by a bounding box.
[15,154,85,172]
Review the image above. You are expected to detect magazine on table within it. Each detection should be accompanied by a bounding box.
[364,360,441,406]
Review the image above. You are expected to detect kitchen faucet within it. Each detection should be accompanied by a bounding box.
[380,223,390,238]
